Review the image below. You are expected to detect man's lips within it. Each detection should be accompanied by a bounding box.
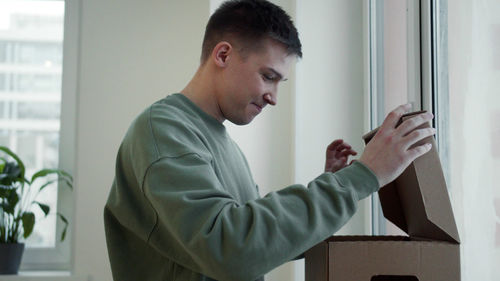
[252,103,264,113]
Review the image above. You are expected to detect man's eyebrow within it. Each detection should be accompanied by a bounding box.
[266,67,288,82]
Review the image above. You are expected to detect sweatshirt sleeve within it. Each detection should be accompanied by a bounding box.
[143,153,379,281]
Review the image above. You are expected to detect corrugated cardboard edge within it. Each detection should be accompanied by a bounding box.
[326,237,460,281]
[305,241,328,281]
[304,235,461,281]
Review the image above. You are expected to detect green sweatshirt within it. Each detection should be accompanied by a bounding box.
[104,93,379,281]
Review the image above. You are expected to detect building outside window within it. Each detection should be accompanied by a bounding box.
[0,0,64,250]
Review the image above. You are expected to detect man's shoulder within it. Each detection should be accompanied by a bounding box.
[144,94,206,130]
[125,94,211,160]
[149,94,189,118]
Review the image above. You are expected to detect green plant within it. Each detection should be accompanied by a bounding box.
[0,146,73,244]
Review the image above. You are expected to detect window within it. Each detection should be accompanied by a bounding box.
[369,0,500,280]
[368,0,422,236]
[0,0,77,271]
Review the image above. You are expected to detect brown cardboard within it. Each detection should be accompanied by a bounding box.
[305,111,461,281]
[362,111,460,243]
[306,236,460,281]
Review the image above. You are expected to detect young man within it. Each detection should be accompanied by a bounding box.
[104,1,435,280]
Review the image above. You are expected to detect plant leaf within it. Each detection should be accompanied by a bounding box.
[21,212,35,239]
[33,201,50,216]
[0,185,11,198]
[36,176,73,194]
[31,169,73,184]
[61,227,67,241]
[57,212,69,242]
[0,162,21,186]
[2,189,19,214]
[7,164,21,179]
[38,179,58,192]
[58,213,68,224]
[0,146,25,180]
[0,225,6,243]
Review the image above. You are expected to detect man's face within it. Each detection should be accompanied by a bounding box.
[216,39,295,125]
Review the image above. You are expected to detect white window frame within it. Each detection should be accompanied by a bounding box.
[366,0,447,235]
[18,0,79,271]
[424,0,451,184]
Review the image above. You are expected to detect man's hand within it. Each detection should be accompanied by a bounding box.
[359,104,436,188]
[324,139,358,173]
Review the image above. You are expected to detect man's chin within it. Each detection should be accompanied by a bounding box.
[229,116,255,126]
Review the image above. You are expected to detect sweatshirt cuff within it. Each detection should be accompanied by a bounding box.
[332,161,380,201]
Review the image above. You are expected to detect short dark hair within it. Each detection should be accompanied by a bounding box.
[200,0,302,63]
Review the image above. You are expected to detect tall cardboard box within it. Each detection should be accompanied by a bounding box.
[305,112,460,281]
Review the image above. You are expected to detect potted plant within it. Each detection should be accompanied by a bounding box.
[0,146,73,274]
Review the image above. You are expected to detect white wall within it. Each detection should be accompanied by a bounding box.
[292,0,369,279]
[295,0,368,233]
[447,1,500,280]
[73,1,209,280]
[35,0,369,280]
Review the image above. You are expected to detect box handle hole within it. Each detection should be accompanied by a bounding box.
[371,276,419,281]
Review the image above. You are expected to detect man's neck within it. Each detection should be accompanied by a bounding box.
[180,65,225,123]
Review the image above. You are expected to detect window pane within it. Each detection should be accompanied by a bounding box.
[372,0,421,236]
[15,42,63,65]
[381,0,411,236]
[14,74,62,93]
[17,101,60,119]
[0,0,64,248]
[447,1,500,280]
[0,74,6,90]
[0,42,7,62]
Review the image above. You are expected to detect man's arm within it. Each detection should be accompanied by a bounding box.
[142,153,378,281]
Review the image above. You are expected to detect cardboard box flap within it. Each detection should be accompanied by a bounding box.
[362,111,460,243]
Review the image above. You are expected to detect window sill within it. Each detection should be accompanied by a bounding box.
[0,271,84,281]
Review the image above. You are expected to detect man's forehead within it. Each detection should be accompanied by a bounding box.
[234,38,295,78]
[238,37,295,60]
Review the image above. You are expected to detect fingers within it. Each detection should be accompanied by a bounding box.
[396,112,434,136]
[407,142,433,160]
[324,139,359,173]
[359,105,436,187]
[381,104,412,130]
[339,148,357,158]
[326,140,351,155]
[335,143,351,153]
[327,140,357,157]
[326,139,344,151]
[403,127,436,150]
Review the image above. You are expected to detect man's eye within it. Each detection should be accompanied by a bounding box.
[262,74,276,81]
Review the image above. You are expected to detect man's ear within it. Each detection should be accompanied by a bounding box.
[211,41,233,67]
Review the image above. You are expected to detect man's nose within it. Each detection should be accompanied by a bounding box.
[263,93,277,106]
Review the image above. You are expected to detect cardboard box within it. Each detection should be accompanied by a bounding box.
[305,111,461,281]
